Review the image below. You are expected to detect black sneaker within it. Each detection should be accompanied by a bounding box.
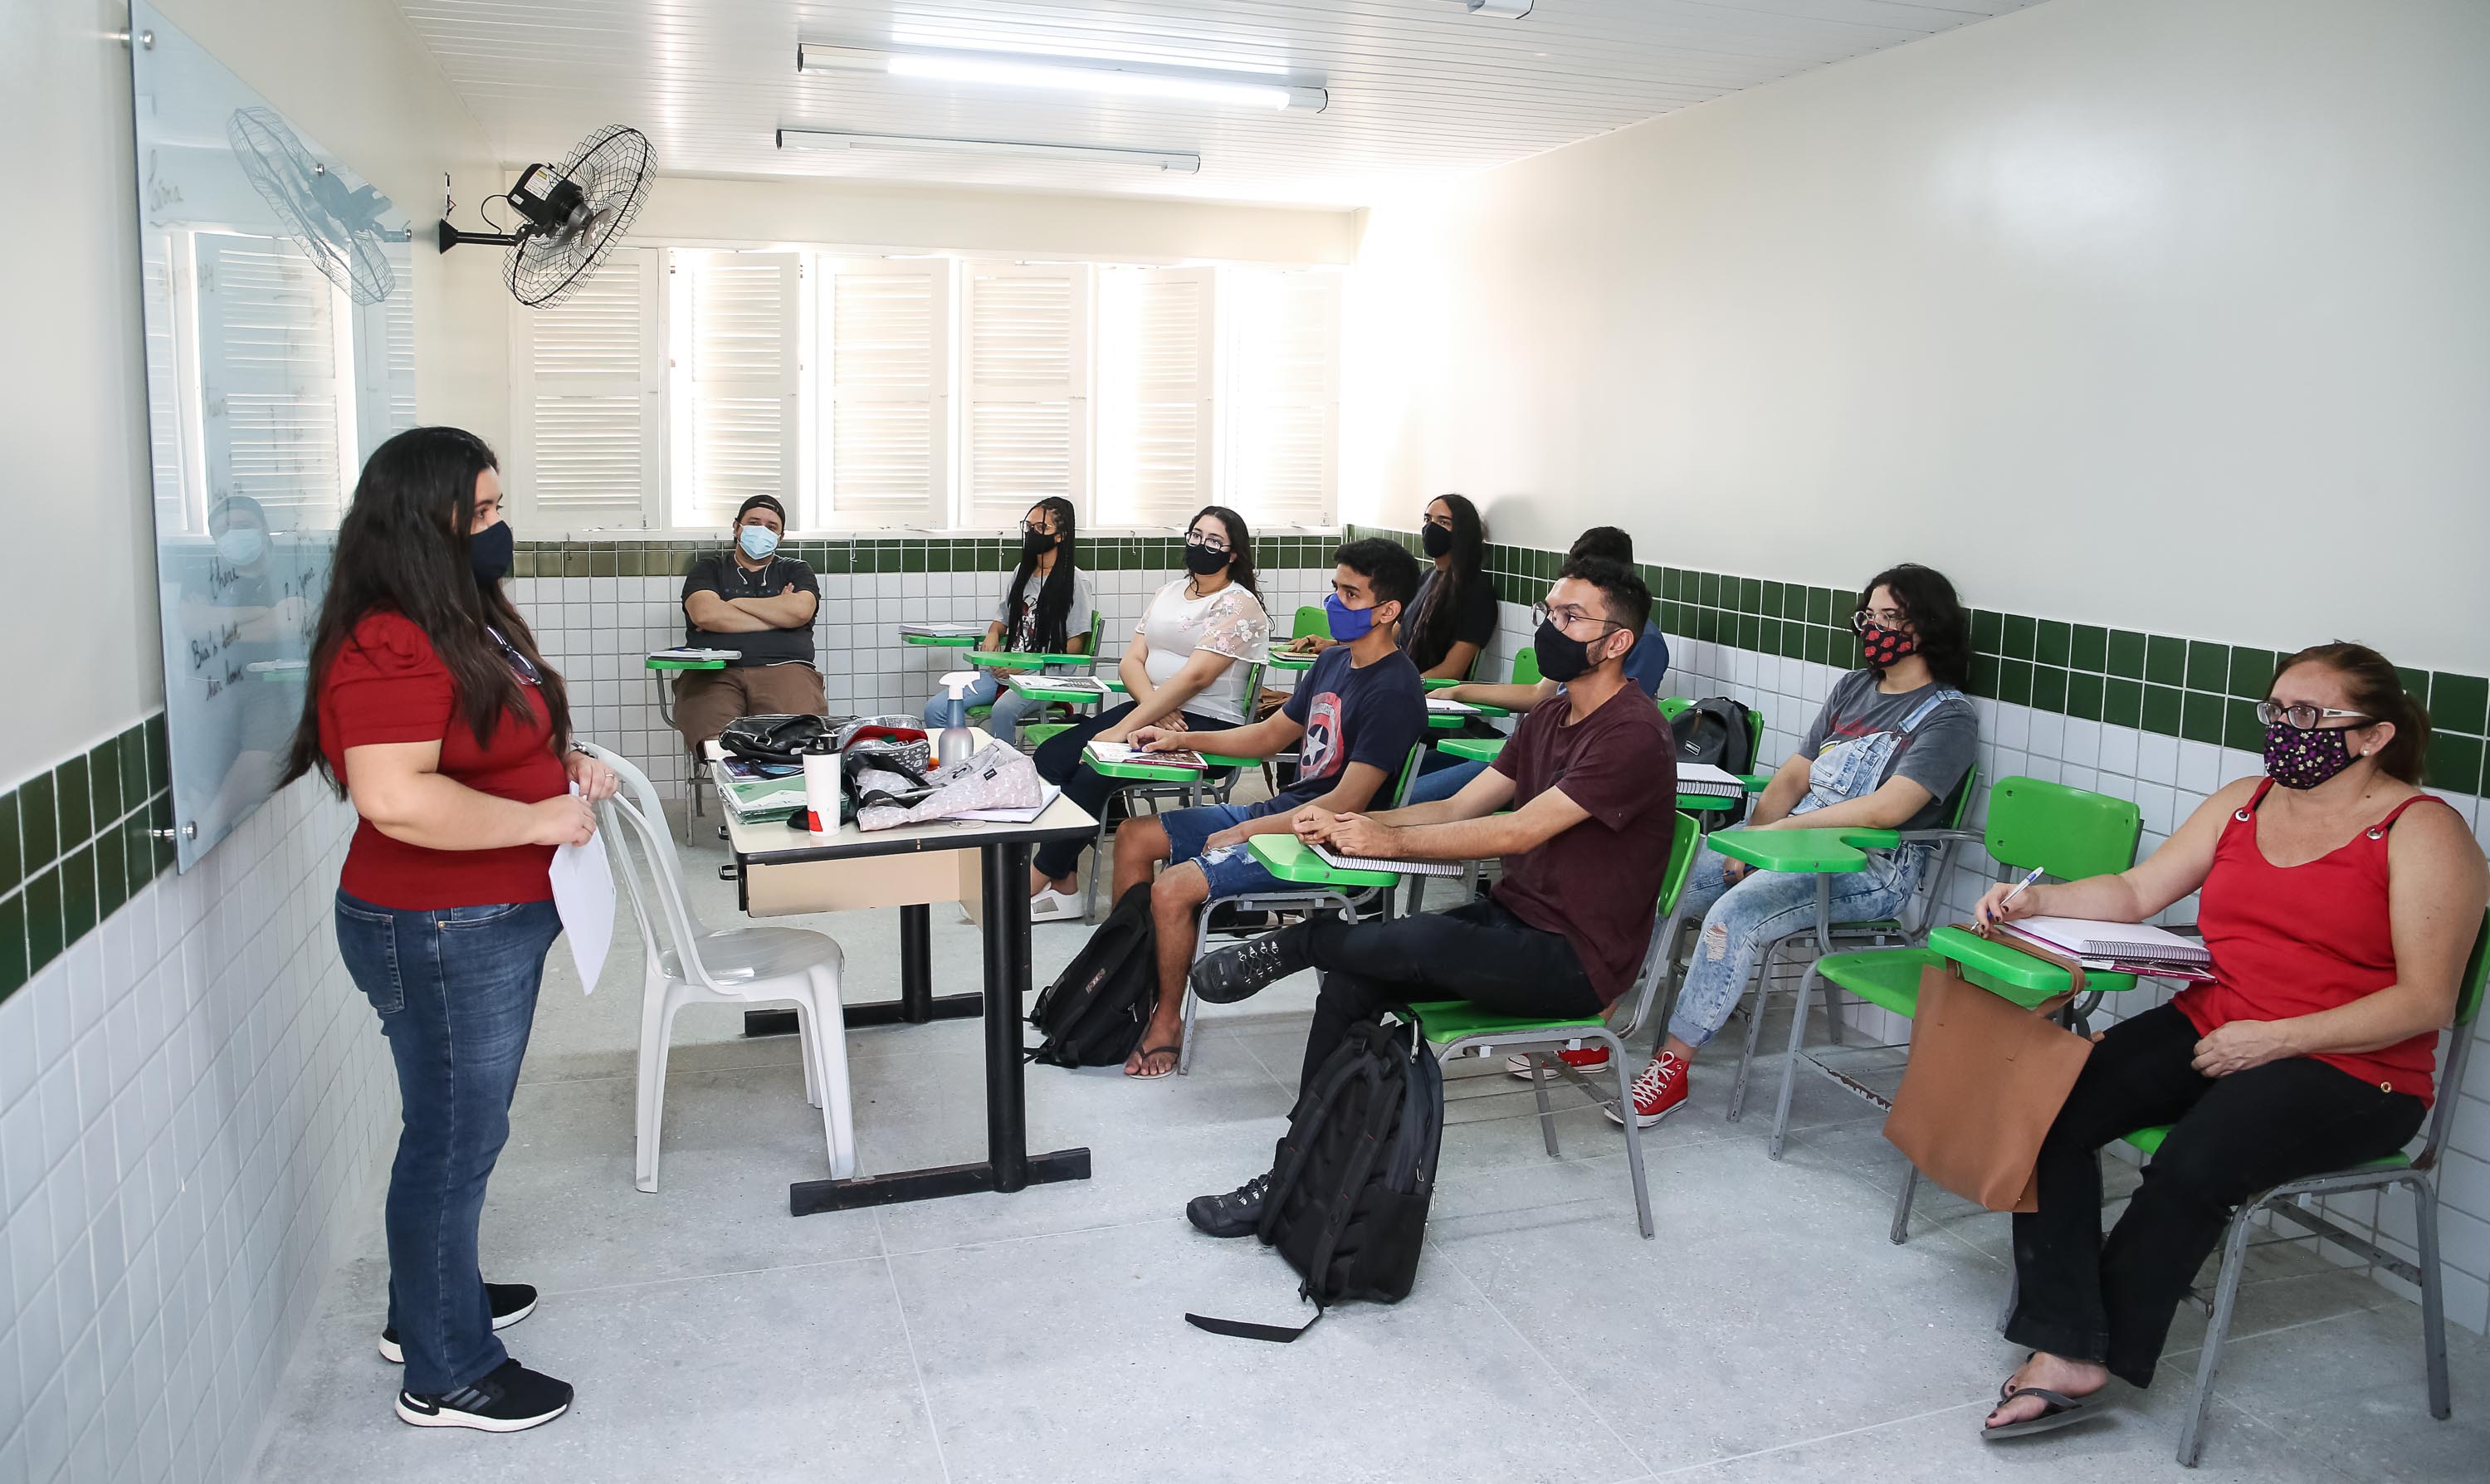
[395,1359,571,1433]
[1186,1172,1273,1237]
[379,1283,539,1364]
[1189,930,1309,1005]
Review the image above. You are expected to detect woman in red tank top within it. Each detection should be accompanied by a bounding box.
[281,427,618,1435]
[1967,643,2485,1438]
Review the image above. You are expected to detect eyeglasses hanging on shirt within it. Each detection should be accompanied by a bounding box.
[484,624,541,686]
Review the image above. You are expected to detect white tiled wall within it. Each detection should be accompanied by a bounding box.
[0,779,383,1484]
[510,565,1333,784]
[1477,601,2490,1337]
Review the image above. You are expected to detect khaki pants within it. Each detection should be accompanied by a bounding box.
[672,663,828,749]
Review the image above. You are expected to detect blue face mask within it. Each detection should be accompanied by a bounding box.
[738,524,779,559]
[215,529,266,565]
[1325,591,1383,642]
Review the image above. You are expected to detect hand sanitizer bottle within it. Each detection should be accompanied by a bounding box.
[936,671,977,767]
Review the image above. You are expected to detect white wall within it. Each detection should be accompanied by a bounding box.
[1341,0,2490,675]
[633,174,1355,265]
[0,0,505,790]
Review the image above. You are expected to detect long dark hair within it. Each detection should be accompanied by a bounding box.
[1189,505,1261,600]
[285,427,569,790]
[1409,492,1484,671]
[1856,563,1970,689]
[1003,496,1079,653]
[2273,642,2432,785]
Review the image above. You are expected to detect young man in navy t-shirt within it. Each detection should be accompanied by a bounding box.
[1108,539,1429,1079]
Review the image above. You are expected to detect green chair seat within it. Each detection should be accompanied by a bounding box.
[2118,1121,2415,1173]
[1814,948,1940,1018]
[1409,999,1604,1043]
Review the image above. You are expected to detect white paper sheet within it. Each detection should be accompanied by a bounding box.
[549,790,616,994]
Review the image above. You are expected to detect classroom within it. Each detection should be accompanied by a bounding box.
[5,0,2489,1480]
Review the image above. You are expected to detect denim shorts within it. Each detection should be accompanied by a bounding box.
[1161,802,1286,899]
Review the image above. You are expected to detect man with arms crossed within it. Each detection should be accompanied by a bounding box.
[672,495,825,748]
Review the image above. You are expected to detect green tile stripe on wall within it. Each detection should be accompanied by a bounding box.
[510,535,1339,581]
[0,715,173,1005]
[1345,526,2490,798]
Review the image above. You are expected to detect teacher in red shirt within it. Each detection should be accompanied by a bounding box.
[282,427,616,1435]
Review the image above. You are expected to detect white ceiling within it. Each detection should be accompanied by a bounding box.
[394,0,2038,210]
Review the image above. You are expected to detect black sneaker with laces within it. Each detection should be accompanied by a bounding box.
[396,1358,572,1433]
[379,1282,539,1364]
[1186,1172,1273,1237]
[1189,929,1310,1005]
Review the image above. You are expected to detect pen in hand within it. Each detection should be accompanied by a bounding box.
[1984,865,2045,930]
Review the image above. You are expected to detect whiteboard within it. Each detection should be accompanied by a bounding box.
[131,2,417,870]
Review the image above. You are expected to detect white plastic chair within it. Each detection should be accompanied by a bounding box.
[576,743,856,1191]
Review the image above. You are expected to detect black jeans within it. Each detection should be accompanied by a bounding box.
[1288,896,1604,1089]
[1031,701,1230,881]
[2007,1003,2426,1386]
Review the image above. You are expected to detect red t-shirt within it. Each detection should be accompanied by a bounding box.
[318,610,567,910]
[2173,780,2451,1105]
[1489,684,1681,1005]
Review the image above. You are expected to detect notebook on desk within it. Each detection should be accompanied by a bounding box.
[1676,763,1745,799]
[2002,915,2212,965]
[1425,698,1481,715]
[1008,673,1109,697]
[1085,740,1206,770]
[896,622,985,637]
[650,646,740,661]
[1310,842,1466,877]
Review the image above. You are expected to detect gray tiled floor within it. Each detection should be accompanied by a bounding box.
[251,799,2489,1482]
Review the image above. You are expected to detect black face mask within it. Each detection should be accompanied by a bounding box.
[1021,529,1057,559]
[470,521,515,586]
[1420,523,1452,559]
[1532,619,1600,683]
[1183,542,1230,577]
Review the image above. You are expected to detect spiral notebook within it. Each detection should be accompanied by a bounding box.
[1676,763,1745,799]
[1311,842,1466,878]
[2002,915,2211,965]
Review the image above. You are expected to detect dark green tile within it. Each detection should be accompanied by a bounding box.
[2426,733,2483,794]
[1698,572,1721,608]
[1782,619,1806,661]
[1808,586,1834,627]
[818,544,848,575]
[123,815,154,897]
[1758,618,1781,657]
[2030,665,2068,715]
[0,891,23,1001]
[1799,625,1825,665]
[562,549,589,578]
[2066,671,2103,722]
[2182,690,2225,745]
[1737,613,1760,651]
[1970,608,2003,656]
[2395,666,2429,706]
[1970,654,1996,699]
[2225,698,2264,752]
[2142,683,2184,736]
[618,545,644,578]
[1736,577,1760,614]
[145,715,169,788]
[95,826,124,919]
[2107,630,2146,680]
[2145,635,2186,687]
[1761,581,1784,620]
[1661,568,1685,602]
[592,546,618,578]
[1998,659,2033,707]
[60,846,94,943]
[2186,641,2229,695]
[0,793,17,895]
[2070,624,2107,673]
[902,543,927,574]
[2430,672,2488,736]
[2036,620,2071,669]
[2001,614,2035,660]
[24,866,60,974]
[2228,647,2274,701]
[513,548,538,578]
[118,730,147,802]
[52,757,89,853]
[2103,676,2143,729]
[88,742,120,827]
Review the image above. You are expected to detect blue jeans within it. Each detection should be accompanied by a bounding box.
[922,673,1044,744]
[335,891,561,1394]
[1161,802,1291,897]
[1404,757,1487,806]
[1663,840,1923,1051]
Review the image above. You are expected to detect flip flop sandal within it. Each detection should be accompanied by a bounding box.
[1125,1042,1182,1079]
[1981,1388,2110,1441]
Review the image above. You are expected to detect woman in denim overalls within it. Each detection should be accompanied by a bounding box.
[1611,564,1979,1127]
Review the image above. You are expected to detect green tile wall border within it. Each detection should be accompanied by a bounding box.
[1345,525,2490,798]
[510,534,1340,581]
[0,715,173,1005]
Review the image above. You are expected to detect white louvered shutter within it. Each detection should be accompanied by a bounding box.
[1226,268,1340,525]
[676,251,803,530]
[959,262,1090,529]
[191,232,353,524]
[1097,266,1214,526]
[821,257,949,526]
[353,241,419,456]
[514,246,661,525]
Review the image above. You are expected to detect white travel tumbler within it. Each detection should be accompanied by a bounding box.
[801,749,841,833]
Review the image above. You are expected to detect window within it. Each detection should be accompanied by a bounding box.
[959,263,1091,530]
[1096,265,1215,526]
[1224,269,1340,524]
[818,257,950,527]
[671,250,803,531]
[512,245,662,527]
[190,231,358,525]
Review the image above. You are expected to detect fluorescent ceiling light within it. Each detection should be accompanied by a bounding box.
[776,128,1201,174]
[798,41,1325,112]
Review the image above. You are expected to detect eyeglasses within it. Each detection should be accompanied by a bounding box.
[1850,608,1911,633]
[1020,521,1056,538]
[1184,530,1232,554]
[2256,701,2371,730]
[483,624,541,686]
[1532,601,1628,636]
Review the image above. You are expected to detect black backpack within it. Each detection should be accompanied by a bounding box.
[1027,884,1158,1068]
[1672,696,1757,823]
[1186,1014,1443,1342]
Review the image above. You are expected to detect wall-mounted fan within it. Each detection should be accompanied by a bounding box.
[227,106,402,305]
[440,124,654,309]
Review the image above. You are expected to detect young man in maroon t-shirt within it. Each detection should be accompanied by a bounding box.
[1182,558,1681,1237]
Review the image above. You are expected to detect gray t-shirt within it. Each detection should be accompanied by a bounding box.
[994,567,1097,653]
[1799,669,1979,830]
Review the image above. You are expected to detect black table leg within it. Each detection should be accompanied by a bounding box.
[788,837,1092,1214]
